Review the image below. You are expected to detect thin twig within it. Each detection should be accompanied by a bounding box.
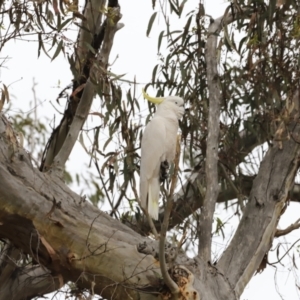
[110,186,126,217]
[94,159,118,219]
[177,220,189,250]
[159,135,181,296]
[269,238,300,265]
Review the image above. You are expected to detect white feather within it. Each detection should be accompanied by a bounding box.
[140,96,184,220]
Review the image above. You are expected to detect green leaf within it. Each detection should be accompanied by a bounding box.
[56,11,61,28]
[178,0,188,17]
[49,34,57,51]
[126,89,133,105]
[110,73,126,81]
[146,12,157,37]
[182,14,193,43]
[158,30,164,52]
[169,0,179,15]
[74,22,92,34]
[3,84,9,103]
[152,64,158,84]
[103,136,113,151]
[223,24,233,51]
[59,0,66,15]
[46,9,54,25]
[84,41,96,54]
[34,4,44,31]
[58,17,72,32]
[52,40,63,61]
[38,33,51,58]
[170,65,176,85]
[238,36,248,54]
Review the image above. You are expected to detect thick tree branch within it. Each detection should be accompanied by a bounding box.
[197,16,222,262]
[165,121,269,226]
[0,230,59,300]
[0,114,156,300]
[40,0,107,172]
[40,0,124,173]
[0,265,60,300]
[130,163,300,237]
[0,113,237,300]
[218,93,300,297]
[52,7,123,174]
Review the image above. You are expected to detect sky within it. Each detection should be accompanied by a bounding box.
[1,0,300,299]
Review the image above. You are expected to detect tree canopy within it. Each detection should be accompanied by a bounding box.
[0,0,300,299]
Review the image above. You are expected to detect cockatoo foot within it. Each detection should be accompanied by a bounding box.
[160,160,169,183]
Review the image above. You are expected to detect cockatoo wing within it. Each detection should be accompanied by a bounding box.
[140,116,166,220]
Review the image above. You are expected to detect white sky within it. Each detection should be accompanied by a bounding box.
[1,0,300,299]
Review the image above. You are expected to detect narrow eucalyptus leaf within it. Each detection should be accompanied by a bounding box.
[146,12,157,37]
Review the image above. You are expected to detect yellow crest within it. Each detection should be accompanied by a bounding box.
[142,89,164,104]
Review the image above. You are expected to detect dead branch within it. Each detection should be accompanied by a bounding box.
[275,218,300,237]
[159,135,181,296]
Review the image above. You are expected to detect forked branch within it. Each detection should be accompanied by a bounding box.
[52,7,123,174]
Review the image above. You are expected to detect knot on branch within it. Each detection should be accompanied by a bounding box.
[137,241,178,263]
[169,265,200,300]
[137,241,158,258]
[163,242,178,263]
[160,160,169,183]
[107,7,122,25]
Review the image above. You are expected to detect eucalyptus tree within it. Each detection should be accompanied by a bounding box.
[0,0,300,300]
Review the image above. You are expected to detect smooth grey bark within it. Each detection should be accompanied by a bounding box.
[0,92,299,300]
[40,0,123,173]
[40,0,106,172]
[218,107,300,297]
[198,10,222,261]
[0,113,236,300]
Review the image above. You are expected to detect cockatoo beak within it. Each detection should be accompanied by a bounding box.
[142,89,164,104]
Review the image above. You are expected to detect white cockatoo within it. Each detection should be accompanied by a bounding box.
[140,89,184,220]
